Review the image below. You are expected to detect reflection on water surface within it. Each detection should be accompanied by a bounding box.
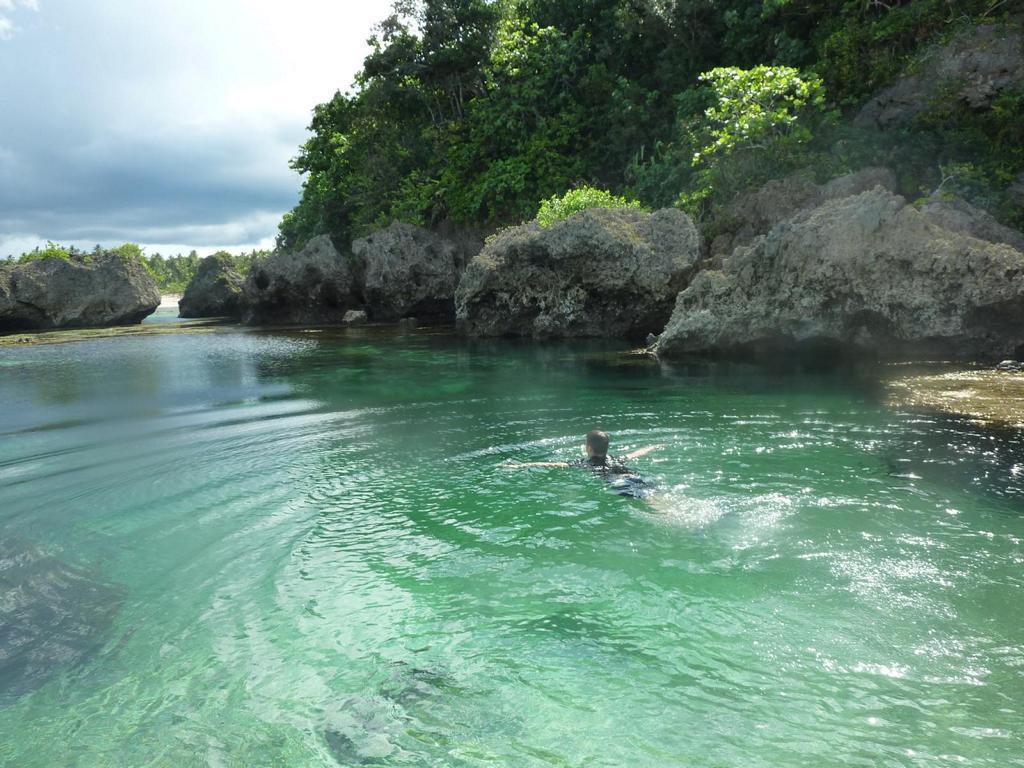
[0,328,1022,766]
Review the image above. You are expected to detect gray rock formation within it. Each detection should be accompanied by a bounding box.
[0,253,160,332]
[656,188,1024,361]
[857,22,1023,129]
[715,167,898,256]
[456,207,702,339]
[243,235,358,325]
[352,222,479,321]
[342,309,368,325]
[919,197,1024,252]
[178,253,245,318]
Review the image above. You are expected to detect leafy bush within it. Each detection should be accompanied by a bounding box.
[110,243,145,261]
[535,187,644,228]
[18,241,71,264]
[679,65,832,217]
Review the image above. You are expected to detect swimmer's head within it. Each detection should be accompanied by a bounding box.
[585,430,610,459]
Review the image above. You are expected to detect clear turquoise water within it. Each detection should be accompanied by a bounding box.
[0,329,1022,767]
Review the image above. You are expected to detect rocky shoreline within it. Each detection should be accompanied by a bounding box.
[171,170,1024,367]
[7,167,1024,368]
[3,10,1022,436]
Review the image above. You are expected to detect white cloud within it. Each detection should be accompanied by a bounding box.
[0,0,393,252]
[0,0,38,40]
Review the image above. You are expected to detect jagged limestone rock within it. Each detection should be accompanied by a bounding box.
[178,253,245,318]
[0,253,159,332]
[352,222,480,321]
[456,207,702,339]
[657,188,1024,361]
[243,235,358,325]
[714,167,899,256]
[857,22,1024,129]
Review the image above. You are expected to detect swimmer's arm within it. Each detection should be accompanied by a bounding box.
[501,461,571,469]
[623,444,667,460]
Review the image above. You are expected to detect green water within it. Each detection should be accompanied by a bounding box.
[1,329,1022,767]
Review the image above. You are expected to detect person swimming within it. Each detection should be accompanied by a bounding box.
[505,430,666,498]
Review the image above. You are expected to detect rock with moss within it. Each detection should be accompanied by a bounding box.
[0,252,160,332]
[456,207,702,339]
[352,222,480,322]
[243,235,358,325]
[857,22,1024,129]
[919,197,1024,253]
[713,167,898,256]
[178,253,245,318]
[656,188,1024,361]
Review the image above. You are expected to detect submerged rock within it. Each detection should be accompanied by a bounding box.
[352,222,480,322]
[656,188,1024,361]
[456,207,702,339]
[0,543,122,704]
[857,21,1024,129]
[243,235,358,325]
[0,253,160,332]
[178,254,245,318]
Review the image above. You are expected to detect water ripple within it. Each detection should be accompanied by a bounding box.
[0,333,1022,766]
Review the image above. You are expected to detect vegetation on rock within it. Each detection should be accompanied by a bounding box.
[280,0,1021,250]
[16,241,72,264]
[5,243,269,293]
[536,187,643,228]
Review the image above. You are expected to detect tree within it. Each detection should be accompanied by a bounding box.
[680,65,831,216]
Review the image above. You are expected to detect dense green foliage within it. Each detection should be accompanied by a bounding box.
[536,187,643,228]
[4,244,267,293]
[277,0,1019,247]
[17,241,72,264]
[678,65,833,215]
[142,250,266,293]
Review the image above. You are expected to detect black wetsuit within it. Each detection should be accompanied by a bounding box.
[571,455,655,498]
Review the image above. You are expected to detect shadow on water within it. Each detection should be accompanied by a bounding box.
[883,414,1024,507]
[0,540,122,706]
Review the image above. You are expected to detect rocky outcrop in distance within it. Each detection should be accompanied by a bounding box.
[456,207,702,339]
[352,222,481,322]
[0,253,160,332]
[240,226,482,326]
[656,187,1024,361]
[857,21,1023,129]
[178,253,245,318]
[243,235,359,325]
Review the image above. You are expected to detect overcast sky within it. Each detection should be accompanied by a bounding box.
[0,0,393,257]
